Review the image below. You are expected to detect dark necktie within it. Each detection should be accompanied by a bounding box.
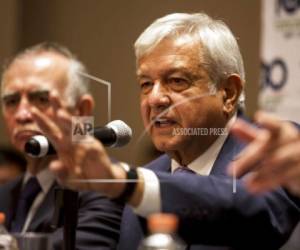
[11,177,41,232]
[173,166,196,175]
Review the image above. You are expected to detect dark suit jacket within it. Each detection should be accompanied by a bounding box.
[0,177,123,250]
[118,133,300,250]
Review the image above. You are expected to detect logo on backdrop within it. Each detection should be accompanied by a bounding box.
[274,0,300,37]
[261,58,288,91]
[276,0,300,15]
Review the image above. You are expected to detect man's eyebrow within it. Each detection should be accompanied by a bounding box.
[136,74,150,80]
[1,90,50,100]
[1,92,19,100]
[166,67,207,80]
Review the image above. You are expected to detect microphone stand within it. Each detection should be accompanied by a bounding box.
[52,188,79,250]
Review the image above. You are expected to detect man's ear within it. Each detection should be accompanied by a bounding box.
[76,94,95,116]
[220,74,243,115]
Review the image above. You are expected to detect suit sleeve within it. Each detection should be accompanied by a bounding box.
[52,191,123,250]
[155,171,300,250]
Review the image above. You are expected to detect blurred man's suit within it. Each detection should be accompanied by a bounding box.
[0,174,123,250]
[118,126,300,250]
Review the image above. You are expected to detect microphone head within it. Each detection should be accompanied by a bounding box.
[106,120,132,147]
[25,135,51,158]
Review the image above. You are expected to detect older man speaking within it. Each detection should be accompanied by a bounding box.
[30,14,300,250]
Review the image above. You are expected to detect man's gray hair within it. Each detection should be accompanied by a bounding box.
[135,13,245,110]
[1,42,90,107]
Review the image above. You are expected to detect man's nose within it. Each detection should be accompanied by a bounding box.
[148,82,171,110]
[15,98,33,124]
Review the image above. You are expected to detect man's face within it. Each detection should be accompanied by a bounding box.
[137,38,228,161]
[1,52,69,152]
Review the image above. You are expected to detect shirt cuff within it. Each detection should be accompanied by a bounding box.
[132,167,161,217]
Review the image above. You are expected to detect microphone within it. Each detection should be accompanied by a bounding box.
[24,120,132,158]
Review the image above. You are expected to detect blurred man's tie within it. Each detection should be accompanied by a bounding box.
[11,177,41,232]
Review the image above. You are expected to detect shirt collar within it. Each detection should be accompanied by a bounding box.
[23,167,55,193]
[171,114,237,175]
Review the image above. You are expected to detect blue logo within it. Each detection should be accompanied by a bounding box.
[261,58,288,91]
[276,0,300,15]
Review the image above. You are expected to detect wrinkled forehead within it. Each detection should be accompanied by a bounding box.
[137,36,202,61]
[1,52,70,93]
[136,36,204,75]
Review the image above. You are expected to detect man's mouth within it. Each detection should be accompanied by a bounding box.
[153,117,176,128]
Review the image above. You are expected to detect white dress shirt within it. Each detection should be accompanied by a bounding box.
[21,168,55,232]
[134,115,236,217]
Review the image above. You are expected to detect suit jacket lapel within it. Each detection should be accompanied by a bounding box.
[210,134,246,177]
[146,154,171,173]
[6,176,23,230]
[27,182,57,232]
